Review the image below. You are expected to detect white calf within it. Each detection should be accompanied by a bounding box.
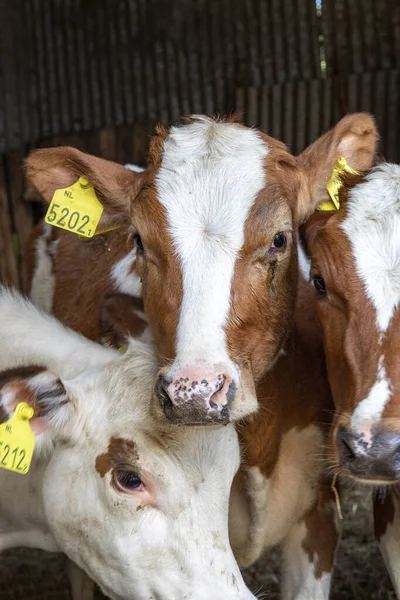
[0,289,255,600]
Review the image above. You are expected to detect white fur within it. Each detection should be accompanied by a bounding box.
[298,238,311,281]
[156,116,268,373]
[341,164,400,333]
[0,289,254,600]
[0,288,118,379]
[124,163,145,173]
[110,249,142,297]
[230,425,324,569]
[30,223,56,313]
[351,355,392,438]
[281,522,332,600]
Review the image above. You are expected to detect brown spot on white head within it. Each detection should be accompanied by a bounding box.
[95,437,139,478]
[27,113,377,425]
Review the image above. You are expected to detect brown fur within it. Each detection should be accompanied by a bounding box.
[95,437,139,478]
[302,485,338,578]
[373,490,396,540]
[99,293,147,347]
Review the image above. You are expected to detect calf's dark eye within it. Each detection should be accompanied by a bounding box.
[113,469,143,492]
[269,232,287,253]
[312,275,327,297]
[133,234,144,254]
[273,233,286,248]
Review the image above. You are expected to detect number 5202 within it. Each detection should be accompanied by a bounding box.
[46,203,92,236]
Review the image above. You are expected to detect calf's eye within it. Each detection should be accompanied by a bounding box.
[312,275,327,298]
[269,232,287,253]
[133,234,144,254]
[113,469,144,493]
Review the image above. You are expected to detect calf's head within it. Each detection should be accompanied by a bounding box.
[0,343,254,599]
[27,113,376,424]
[303,164,400,485]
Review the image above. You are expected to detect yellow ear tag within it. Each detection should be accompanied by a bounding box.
[45,177,103,238]
[0,402,36,475]
[318,157,361,212]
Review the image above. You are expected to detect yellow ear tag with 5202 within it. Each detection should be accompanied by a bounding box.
[45,177,103,238]
[318,157,361,211]
[0,402,36,475]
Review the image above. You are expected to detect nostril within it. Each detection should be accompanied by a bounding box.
[340,437,356,461]
[337,426,357,462]
[156,375,173,407]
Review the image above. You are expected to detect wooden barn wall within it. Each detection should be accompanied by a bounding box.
[0,0,399,288]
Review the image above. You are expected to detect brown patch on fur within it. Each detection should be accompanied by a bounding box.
[0,367,67,435]
[302,484,338,579]
[0,366,47,417]
[95,437,139,478]
[374,489,396,540]
[99,293,148,348]
[147,124,168,169]
[0,367,44,422]
[239,277,333,477]
[49,228,134,340]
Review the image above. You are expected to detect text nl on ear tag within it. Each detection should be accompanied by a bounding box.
[45,177,104,238]
[0,402,36,475]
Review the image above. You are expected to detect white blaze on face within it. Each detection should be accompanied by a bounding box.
[342,164,400,434]
[156,117,268,370]
[351,356,392,443]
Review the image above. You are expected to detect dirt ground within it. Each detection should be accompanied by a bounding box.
[0,486,395,600]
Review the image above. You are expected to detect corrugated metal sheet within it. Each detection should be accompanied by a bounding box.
[0,0,400,287]
[0,0,322,153]
[238,70,400,159]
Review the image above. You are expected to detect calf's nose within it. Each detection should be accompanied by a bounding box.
[337,424,400,482]
[156,365,236,425]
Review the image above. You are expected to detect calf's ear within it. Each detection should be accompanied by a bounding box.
[25,147,147,230]
[296,113,378,222]
[0,368,75,454]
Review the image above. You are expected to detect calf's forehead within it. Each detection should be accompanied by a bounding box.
[155,118,269,251]
[341,165,400,334]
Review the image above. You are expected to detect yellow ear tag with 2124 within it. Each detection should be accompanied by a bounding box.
[0,402,36,475]
[45,177,103,238]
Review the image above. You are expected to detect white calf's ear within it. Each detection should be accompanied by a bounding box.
[0,367,74,454]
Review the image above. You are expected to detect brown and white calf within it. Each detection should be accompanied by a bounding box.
[26,114,378,598]
[302,164,400,596]
[26,114,375,426]
[0,288,255,600]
